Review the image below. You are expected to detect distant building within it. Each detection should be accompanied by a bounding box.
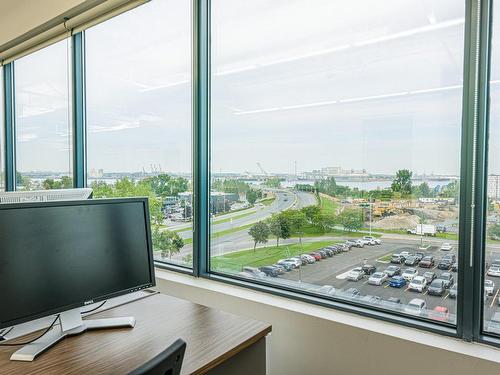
[178,191,239,214]
[488,175,500,200]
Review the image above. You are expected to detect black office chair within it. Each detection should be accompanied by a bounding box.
[128,339,186,375]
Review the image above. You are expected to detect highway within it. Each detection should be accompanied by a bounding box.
[169,189,317,260]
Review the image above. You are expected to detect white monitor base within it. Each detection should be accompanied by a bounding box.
[10,308,135,362]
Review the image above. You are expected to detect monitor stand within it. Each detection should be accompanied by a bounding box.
[10,307,135,362]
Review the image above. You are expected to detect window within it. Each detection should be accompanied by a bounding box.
[85,0,193,267]
[483,0,500,337]
[0,66,4,191]
[210,0,464,323]
[14,40,72,190]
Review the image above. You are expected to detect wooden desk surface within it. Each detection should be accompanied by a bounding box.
[0,293,272,375]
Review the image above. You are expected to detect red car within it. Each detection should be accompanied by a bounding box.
[418,256,434,268]
[309,252,322,261]
[428,306,449,322]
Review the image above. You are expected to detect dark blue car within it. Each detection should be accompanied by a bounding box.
[389,276,406,288]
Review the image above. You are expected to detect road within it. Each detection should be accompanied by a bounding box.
[168,189,317,259]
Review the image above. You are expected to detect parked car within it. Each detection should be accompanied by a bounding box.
[242,267,266,278]
[485,280,495,296]
[419,255,435,268]
[383,265,401,277]
[452,262,458,272]
[368,272,388,286]
[271,265,286,275]
[309,252,322,261]
[360,238,375,246]
[279,258,301,268]
[440,242,453,251]
[408,276,427,293]
[389,276,407,288]
[347,267,365,281]
[402,268,418,281]
[423,271,437,284]
[362,264,377,275]
[317,250,328,259]
[363,235,381,245]
[399,251,412,259]
[276,261,293,271]
[487,265,500,277]
[317,285,336,296]
[449,283,458,298]
[415,252,425,262]
[390,254,405,264]
[404,256,419,266]
[428,279,446,296]
[322,248,334,257]
[438,272,454,288]
[259,266,279,277]
[438,259,453,270]
[404,298,427,316]
[428,306,449,322]
[299,254,315,264]
[346,239,364,248]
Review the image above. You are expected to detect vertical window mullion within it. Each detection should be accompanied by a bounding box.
[3,63,16,191]
[71,32,87,188]
[192,0,211,276]
[458,0,492,342]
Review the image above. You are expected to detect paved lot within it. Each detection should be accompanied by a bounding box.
[278,238,500,325]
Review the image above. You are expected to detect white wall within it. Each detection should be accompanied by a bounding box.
[156,272,500,375]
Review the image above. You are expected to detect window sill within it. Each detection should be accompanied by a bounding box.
[155,269,500,365]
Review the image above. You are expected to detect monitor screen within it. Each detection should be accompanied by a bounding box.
[0,198,155,329]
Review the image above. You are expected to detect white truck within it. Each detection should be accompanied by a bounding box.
[407,224,436,236]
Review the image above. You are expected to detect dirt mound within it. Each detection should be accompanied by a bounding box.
[372,214,420,230]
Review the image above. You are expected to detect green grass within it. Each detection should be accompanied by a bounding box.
[212,222,255,238]
[377,253,393,263]
[213,204,254,217]
[319,195,338,215]
[212,210,255,225]
[211,240,335,272]
[259,196,275,206]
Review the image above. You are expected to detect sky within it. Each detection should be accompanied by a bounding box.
[8,0,500,176]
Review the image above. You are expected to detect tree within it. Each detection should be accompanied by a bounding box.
[282,209,307,244]
[145,174,189,198]
[152,227,184,259]
[412,182,432,198]
[268,213,291,247]
[301,205,321,223]
[263,177,282,189]
[248,221,270,251]
[42,176,73,190]
[440,180,459,199]
[246,189,258,205]
[489,224,500,240]
[337,209,363,232]
[391,169,413,196]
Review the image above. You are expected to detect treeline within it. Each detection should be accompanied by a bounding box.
[248,205,364,251]
[295,172,459,201]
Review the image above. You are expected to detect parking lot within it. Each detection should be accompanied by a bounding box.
[277,238,500,323]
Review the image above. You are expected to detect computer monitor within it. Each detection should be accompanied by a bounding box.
[0,188,93,204]
[0,198,155,361]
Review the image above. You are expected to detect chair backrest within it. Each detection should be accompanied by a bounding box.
[128,339,186,375]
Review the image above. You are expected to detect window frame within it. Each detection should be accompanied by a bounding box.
[1,0,499,348]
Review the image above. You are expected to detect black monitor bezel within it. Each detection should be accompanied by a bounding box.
[0,197,156,329]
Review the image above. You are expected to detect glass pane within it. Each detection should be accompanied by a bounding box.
[0,66,4,191]
[85,0,193,268]
[484,0,500,337]
[14,40,72,190]
[211,0,464,323]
